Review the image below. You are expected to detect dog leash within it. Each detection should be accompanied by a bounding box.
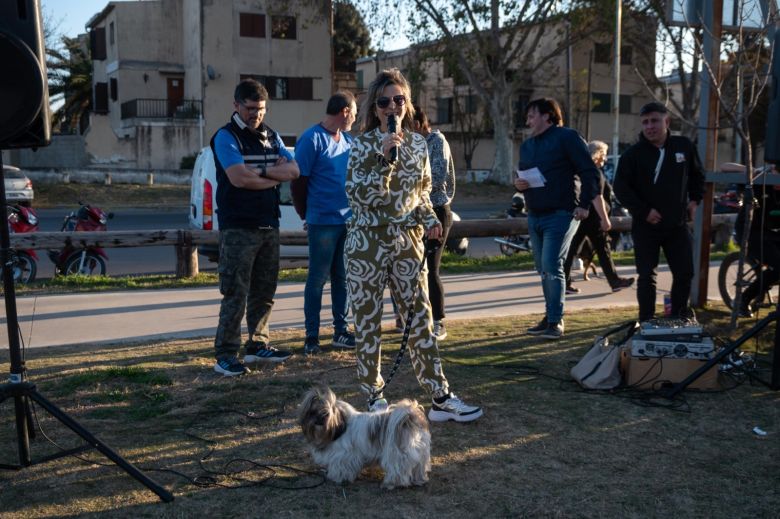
[368,238,440,407]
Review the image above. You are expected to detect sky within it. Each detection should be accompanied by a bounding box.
[42,0,112,38]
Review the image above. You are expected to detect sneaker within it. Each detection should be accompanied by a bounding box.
[540,321,564,340]
[428,393,483,423]
[214,356,248,377]
[526,317,548,335]
[738,304,754,318]
[368,397,389,412]
[244,340,292,364]
[332,331,355,349]
[433,320,447,340]
[611,277,635,292]
[303,336,321,355]
[565,285,580,294]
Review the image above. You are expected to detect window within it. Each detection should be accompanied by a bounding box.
[110,78,118,101]
[287,77,313,100]
[240,75,313,100]
[436,97,453,124]
[94,82,109,113]
[109,22,114,45]
[271,16,296,39]
[465,95,478,115]
[591,93,633,114]
[356,70,364,90]
[240,13,265,38]
[90,27,106,60]
[591,93,611,113]
[514,93,531,129]
[594,43,610,64]
[621,45,633,65]
[280,135,297,147]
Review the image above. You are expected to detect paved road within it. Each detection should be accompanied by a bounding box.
[1,264,723,350]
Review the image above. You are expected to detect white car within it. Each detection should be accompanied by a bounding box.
[189,146,306,262]
[3,165,34,206]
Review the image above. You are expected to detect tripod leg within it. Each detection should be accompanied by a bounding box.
[13,395,31,466]
[26,389,174,502]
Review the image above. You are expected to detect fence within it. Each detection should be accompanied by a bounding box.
[8,214,737,278]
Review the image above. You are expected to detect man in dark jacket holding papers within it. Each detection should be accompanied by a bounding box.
[514,98,600,339]
[613,102,704,322]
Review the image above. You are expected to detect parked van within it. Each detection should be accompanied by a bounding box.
[189,146,305,262]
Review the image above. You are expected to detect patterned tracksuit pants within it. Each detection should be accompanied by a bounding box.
[345,223,450,400]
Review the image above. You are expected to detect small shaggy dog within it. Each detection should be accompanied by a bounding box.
[298,387,431,489]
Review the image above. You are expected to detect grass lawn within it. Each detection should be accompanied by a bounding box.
[0,306,777,517]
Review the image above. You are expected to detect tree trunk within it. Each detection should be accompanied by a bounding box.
[489,94,514,185]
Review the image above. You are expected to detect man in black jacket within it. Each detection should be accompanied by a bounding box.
[614,102,705,321]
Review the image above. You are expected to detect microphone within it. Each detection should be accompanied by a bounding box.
[387,114,398,163]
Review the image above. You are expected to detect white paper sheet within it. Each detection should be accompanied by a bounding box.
[516,167,546,188]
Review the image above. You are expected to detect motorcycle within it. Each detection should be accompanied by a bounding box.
[48,202,114,276]
[3,203,39,284]
[495,192,532,255]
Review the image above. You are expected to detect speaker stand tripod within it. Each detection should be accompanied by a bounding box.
[663,307,780,399]
[0,154,173,502]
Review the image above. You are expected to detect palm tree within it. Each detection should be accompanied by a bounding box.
[47,35,92,134]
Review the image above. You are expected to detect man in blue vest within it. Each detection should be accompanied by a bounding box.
[292,91,357,355]
[210,79,300,376]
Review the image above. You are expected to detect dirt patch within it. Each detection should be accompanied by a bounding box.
[33,183,190,209]
[0,307,777,517]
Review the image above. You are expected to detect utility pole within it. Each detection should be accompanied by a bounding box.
[611,0,622,162]
[691,0,724,307]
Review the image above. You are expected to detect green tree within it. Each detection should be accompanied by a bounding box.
[47,35,92,134]
[333,0,373,71]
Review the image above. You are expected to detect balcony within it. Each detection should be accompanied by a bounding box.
[121,99,202,120]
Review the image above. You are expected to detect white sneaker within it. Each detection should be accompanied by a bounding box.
[574,258,584,271]
[428,393,483,423]
[433,320,447,341]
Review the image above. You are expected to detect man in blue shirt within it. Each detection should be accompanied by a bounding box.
[210,79,299,376]
[514,98,599,339]
[292,92,357,354]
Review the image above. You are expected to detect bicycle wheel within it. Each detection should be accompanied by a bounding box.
[718,251,759,309]
[498,235,520,256]
[63,251,106,276]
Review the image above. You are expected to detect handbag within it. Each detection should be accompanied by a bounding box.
[571,320,638,390]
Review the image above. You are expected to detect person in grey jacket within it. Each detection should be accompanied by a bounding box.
[514,98,600,339]
[413,105,455,340]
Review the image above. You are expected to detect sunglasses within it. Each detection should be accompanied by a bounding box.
[376,95,406,109]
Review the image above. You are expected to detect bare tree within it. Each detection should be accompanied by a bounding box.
[356,0,609,183]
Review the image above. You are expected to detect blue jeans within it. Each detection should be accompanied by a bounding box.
[304,224,349,338]
[528,210,580,323]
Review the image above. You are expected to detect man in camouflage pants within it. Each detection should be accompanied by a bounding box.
[210,79,300,376]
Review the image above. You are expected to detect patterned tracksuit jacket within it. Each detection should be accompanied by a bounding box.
[345,127,450,399]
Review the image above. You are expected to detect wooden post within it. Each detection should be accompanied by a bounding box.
[175,230,199,278]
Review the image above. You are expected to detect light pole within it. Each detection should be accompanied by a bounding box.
[611,0,622,163]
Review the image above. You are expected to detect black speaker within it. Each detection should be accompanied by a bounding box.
[766,28,780,164]
[0,0,51,149]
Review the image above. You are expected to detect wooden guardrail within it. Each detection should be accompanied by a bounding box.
[8,214,736,277]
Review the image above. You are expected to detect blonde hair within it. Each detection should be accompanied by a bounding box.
[587,140,609,159]
[358,68,416,133]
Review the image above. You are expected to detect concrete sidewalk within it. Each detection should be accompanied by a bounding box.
[0,265,722,349]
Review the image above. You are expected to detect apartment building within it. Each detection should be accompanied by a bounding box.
[84,0,333,170]
[356,17,657,178]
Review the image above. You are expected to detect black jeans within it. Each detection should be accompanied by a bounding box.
[563,219,620,287]
[632,223,693,321]
[427,204,452,321]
